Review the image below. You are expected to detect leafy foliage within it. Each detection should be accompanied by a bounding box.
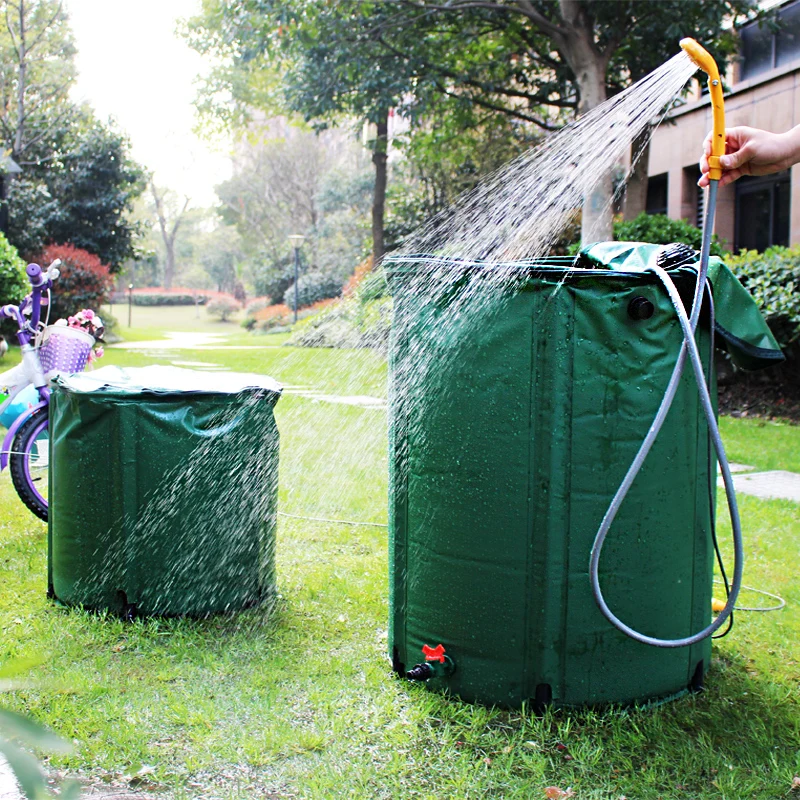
[215,123,371,297]
[186,0,759,251]
[0,233,28,306]
[0,0,77,165]
[283,271,343,311]
[726,246,800,347]
[252,302,294,331]
[288,259,390,349]
[0,707,80,800]
[1,659,79,800]
[613,213,727,256]
[0,5,145,270]
[34,244,113,321]
[36,117,146,269]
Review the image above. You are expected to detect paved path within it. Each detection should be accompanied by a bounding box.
[720,468,800,503]
[0,758,18,800]
[110,331,279,351]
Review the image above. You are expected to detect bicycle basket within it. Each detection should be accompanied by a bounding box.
[38,325,95,375]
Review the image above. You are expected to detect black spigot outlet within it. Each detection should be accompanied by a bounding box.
[406,663,434,681]
[628,296,655,321]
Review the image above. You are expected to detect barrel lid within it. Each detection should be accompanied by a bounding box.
[580,242,784,371]
[53,365,282,396]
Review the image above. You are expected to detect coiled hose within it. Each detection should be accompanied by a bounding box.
[589,186,744,648]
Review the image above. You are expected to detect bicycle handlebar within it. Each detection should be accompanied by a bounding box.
[26,263,43,284]
[0,260,61,342]
[26,259,60,288]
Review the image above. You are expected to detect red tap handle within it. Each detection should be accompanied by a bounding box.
[422,644,446,663]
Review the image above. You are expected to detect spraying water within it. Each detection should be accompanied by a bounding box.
[400,51,697,263]
[382,51,700,478]
[54,52,701,619]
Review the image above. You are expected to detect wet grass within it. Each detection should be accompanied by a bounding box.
[0,325,798,799]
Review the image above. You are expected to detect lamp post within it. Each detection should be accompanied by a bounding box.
[288,235,305,324]
[128,284,134,328]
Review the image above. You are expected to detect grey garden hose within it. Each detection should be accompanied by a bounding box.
[589,179,745,648]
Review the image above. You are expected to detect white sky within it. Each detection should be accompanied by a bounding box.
[63,0,231,208]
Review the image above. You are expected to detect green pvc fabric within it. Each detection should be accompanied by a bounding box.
[48,366,281,617]
[581,242,783,371]
[386,258,723,708]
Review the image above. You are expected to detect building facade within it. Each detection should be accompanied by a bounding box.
[648,0,800,252]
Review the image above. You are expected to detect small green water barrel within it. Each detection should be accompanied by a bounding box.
[48,366,281,617]
[386,246,781,708]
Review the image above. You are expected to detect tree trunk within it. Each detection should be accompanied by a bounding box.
[371,109,389,265]
[163,247,175,290]
[623,127,651,221]
[150,181,189,290]
[557,0,613,244]
[13,1,27,160]
[575,61,612,244]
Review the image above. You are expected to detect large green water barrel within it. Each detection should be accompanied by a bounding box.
[386,248,781,708]
[48,366,281,617]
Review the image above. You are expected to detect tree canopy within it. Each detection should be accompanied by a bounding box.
[188,0,760,252]
[0,0,146,270]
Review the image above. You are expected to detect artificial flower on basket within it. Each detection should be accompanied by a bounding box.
[53,308,105,362]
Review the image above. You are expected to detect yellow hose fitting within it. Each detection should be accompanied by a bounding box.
[680,38,726,181]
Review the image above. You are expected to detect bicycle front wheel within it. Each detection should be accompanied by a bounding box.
[9,406,49,521]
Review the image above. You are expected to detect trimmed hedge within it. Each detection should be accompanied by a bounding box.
[613,213,727,256]
[726,245,800,348]
[566,213,727,257]
[113,293,209,306]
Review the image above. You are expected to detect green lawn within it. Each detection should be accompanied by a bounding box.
[104,303,246,337]
[0,322,798,799]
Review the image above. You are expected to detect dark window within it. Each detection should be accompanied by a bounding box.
[682,166,703,228]
[741,21,775,79]
[735,171,791,252]
[777,0,800,66]
[646,173,668,216]
[740,0,800,80]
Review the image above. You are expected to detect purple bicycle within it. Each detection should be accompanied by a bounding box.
[0,260,99,521]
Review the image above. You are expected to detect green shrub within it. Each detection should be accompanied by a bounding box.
[612,213,727,256]
[241,297,271,330]
[33,243,113,320]
[0,232,26,306]
[0,233,27,337]
[357,267,388,303]
[206,296,241,321]
[283,272,343,311]
[287,295,392,351]
[726,246,800,347]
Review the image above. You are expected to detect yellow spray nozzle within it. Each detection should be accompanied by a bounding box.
[680,37,726,181]
[680,38,720,80]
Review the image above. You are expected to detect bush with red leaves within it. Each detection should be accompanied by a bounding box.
[32,244,114,321]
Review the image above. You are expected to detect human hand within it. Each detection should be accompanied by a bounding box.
[698,125,800,187]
